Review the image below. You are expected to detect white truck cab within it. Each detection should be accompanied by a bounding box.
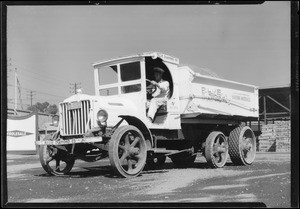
[36,52,259,178]
[92,52,182,130]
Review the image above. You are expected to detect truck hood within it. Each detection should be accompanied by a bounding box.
[62,93,97,103]
[61,93,140,126]
[62,93,137,109]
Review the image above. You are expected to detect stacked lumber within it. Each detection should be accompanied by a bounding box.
[274,120,291,152]
[258,120,290,152]
[258,123,277,152]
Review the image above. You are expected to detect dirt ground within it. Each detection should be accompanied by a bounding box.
[5,152,291,207]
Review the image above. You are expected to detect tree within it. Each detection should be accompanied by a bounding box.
[32,102,49,112]
[27,102,57,114]
[46,104,58,115]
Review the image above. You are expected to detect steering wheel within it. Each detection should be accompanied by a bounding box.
[146,79,157,95]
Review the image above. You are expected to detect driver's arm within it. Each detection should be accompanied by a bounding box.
[154,81,169,93]
[147,83,154,88]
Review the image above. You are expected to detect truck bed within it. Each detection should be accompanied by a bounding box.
[179,73,259,120]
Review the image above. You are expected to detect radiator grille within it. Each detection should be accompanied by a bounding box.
[60,100,91,136]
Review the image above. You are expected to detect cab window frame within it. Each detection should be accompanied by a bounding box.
[97,60,144,96]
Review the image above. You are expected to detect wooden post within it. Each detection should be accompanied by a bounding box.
[263,96,267,125]
[14,68,17,115]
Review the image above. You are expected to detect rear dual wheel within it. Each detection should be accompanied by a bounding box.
[228,126,256,165]
[205,131,229,168]
[109,125,147,178]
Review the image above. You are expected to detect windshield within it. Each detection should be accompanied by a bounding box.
[98,65,118,85]
[98,61,142,96]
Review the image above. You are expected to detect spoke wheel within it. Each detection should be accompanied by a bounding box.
[228,126,256,165]
[205,131,228,168]
[39,145,75,176]
[109,125,147,178]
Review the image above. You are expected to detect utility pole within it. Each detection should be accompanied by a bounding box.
[14,68,18,115]
[27,91,36,106]
[69,82,81,94]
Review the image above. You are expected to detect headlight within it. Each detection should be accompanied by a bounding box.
[97,109,108,122]
[52,115,59,127]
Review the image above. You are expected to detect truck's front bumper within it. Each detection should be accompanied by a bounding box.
[36,136,103,146]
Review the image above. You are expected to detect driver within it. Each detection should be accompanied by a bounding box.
[146,67,170,123]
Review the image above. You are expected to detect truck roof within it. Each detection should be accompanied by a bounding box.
[92,52,180,67]
[182,64,222,79]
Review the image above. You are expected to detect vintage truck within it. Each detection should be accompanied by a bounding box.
[36,52,259,178]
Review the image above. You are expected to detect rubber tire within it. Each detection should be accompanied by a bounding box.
[146,156,166,169]
[228,126,256,166]
[109,125,147,178]
[39,145,75,176]
[205,131,228,168]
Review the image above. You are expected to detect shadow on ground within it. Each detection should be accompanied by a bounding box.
[34,160,240,179]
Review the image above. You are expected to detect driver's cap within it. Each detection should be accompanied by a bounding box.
[153,67,164,74]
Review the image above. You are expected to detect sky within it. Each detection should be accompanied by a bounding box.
[7,2,291,109]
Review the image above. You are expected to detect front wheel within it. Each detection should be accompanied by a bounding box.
[108,125,147,178]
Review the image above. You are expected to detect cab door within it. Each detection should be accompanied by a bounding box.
[118,60,146,118]
[149,62,181,130]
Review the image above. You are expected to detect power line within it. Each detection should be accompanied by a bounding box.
[8,98,61,104]
[7,95,62,104]
[17,71,68,89]
[8,58,71,83]
[8,84,66,99]
[7,58,86,98]
[16,74,70,93]
[7,101,31,106]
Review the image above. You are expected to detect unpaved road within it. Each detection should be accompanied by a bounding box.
[5,152,290,207]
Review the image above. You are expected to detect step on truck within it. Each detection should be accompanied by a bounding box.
[36,52,259,177]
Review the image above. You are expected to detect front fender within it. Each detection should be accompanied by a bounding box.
[119,115,153,150]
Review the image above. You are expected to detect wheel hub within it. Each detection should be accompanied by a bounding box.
[213,144,227,154]
[128,147,139,155]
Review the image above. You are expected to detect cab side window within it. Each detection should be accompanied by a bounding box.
[120,62,142,94]
[120,62,141,82]
[121,84,141,94]
[99,87,118,96]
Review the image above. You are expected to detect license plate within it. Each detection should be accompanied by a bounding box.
[68,102,81,110]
